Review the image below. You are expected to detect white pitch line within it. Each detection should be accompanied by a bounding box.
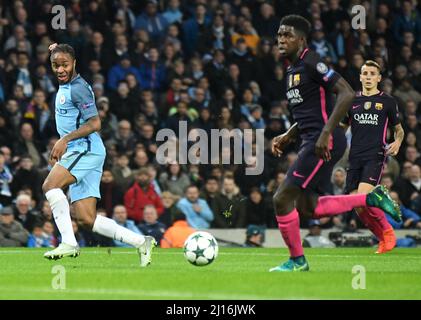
[0,286,283,300]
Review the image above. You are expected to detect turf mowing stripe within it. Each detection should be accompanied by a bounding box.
[1,250,421,259]
[0,286,284,300]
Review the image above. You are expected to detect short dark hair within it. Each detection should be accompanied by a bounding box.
[362,60,381,73]
[279,15,311,38]
[50,44,76,60]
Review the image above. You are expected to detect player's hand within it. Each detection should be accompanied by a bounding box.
[271,133,292,157]
[50,138,68,162]
[192,203,202,213]
[48,43,58,52]
[48,157,57,167]
[315,131,331,162]
[386,141,401,156]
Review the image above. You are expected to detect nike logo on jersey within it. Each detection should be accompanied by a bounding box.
[352,105,360,109]
[293,171,306,178]
[368,177,377,182]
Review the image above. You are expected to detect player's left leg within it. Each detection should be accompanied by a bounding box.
[71,171,156,267]
[270,182,309,272]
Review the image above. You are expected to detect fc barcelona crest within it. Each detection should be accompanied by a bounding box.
[288,74,300,88]
[375,103,383,110]
[364,102,371,110]
[293,74,300,86]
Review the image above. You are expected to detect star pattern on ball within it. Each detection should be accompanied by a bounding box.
[193,247,205,258]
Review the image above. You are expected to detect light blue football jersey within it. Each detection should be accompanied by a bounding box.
[55,74,105,154]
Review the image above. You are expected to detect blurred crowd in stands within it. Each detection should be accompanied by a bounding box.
[1,0,421,248]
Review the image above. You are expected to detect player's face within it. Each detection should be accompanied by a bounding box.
[51,52,76,84]
[277,25,302,58]
[360,65,381,90]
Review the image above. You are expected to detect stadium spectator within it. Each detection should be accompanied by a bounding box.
[392,0,421,46]
[138,47,166,92]
[98,170,125,217]
[177,185,213,229]
[160,211,196,248]
[11,154,42,202]
[212,176,246,228]
[107,120,137,156]
[27,221,56,248]
[388,191,421,229]
[12,193,39,232]
[309,25,338,64]
[302,220,336,248]
[124,168,164,224]
[227,37,256,85]
[243,224,265,247]
[201,176,220,214]
[13,121,44,167]
[159,163,191,197]
[107,54,141,91]
[137,204,166,245]
[111,153,134,191]
[253,2,278,39]
[134,0,169,44]
[0,151,13,206]
[158,191,180,227]
[246,187,272,227]
[182,4,211,57]
[163,0,183,25]
[0,206,29,247]
[394,164,421,208]
[112,204,143,248]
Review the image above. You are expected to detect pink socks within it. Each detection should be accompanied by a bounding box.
[313,194,367,218]
[276,209,303,258]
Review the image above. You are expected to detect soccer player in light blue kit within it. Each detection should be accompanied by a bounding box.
[43,43,156,266]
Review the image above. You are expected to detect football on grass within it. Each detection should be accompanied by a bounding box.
[183,231,219,266]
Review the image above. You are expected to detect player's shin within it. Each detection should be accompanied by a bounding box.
[276,209,304,258]
[367,207,392,231]
[92,215,145,247]
[45,188,78,247]
[357,208,385,241]
[313,194,367,218]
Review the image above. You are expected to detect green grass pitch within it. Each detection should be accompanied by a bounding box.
[0,247,420,299]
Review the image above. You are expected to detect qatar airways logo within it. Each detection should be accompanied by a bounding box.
[286,89,303,105]
[354,113,378,125]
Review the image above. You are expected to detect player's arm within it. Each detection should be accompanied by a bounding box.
[271,122,298,157]
[50,116,101,162]
[385,99,404,156]
[340,122,349,131]
[316,77,355,161]
[386,123,404,156]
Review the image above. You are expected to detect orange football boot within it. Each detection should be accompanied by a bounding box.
[375,228,396,254]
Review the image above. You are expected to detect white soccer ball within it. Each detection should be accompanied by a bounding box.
[183,231,219,266]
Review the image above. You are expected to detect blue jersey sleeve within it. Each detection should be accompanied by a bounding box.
[71,80,98,121]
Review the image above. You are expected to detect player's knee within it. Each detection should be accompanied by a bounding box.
[273,188,299,215]
[78,215,96,230]
[42,180,53,194]
[355,207,364,214]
